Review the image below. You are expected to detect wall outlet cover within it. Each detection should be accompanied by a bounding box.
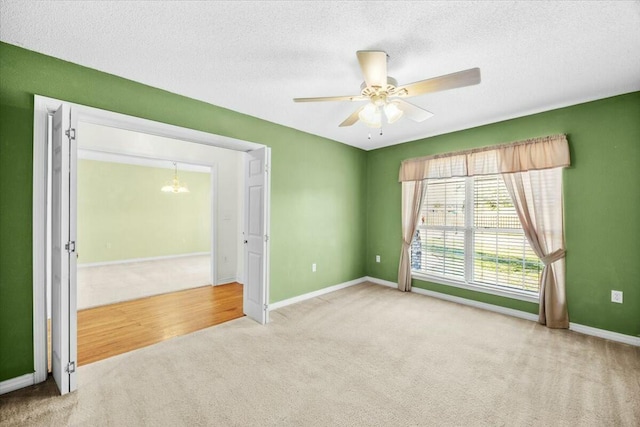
[611,290,623,304]
[375,255,381,263]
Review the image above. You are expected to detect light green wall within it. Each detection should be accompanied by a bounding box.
[0,42,367,382]
[78,160,211,263]
[366,92,640,337]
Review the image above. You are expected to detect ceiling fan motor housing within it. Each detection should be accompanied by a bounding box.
[360,76,402,102]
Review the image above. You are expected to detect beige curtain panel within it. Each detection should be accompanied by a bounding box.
[398,180,425,292]
[503,169,568,328]
[398,134,570,182]
[397,134,570,329]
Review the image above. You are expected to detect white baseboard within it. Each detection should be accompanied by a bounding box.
[365,275,537,321]
[0,373,34,395]
[78,252,210,268]
[569,323,640,347]
[365,276,639,347]
[364,276,396,288]
[216,277,240,286]
[410,285,539,322]
[269,277,366,311]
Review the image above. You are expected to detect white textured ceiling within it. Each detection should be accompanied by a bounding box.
[2,1,639,150]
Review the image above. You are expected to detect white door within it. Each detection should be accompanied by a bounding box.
[51,104,78,394]
[243,147,271,324]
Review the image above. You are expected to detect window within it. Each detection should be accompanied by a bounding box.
[411,174,542,298]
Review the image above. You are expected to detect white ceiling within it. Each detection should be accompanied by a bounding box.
[2,1,639,150]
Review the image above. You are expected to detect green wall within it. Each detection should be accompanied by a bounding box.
[366,92,640,337]
[1,40,637,385]
[78,160,211,263]
[0,42,367,381]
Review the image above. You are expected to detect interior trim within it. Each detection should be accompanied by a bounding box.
[0,373,34,396]
[365,276,640,347]
[411,272,539,304]
[77,252,211,268]
[269,277,365,311]
[569,322,640,347]
[78,149,212,172]
[32,94,264,390]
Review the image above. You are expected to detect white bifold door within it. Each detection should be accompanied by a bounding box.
[51,104,78,394]
[243,147,271,324]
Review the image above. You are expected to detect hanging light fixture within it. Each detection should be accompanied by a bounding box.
[358,102,382,128]
[383,101,404,124]
[161,162,189,193]
[358,94,404,128]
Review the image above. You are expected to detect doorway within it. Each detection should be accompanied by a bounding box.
[33,95,271,395]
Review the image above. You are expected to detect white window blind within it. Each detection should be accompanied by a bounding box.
[412,174,542,296]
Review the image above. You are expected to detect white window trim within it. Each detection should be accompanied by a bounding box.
[412,175,540,304]
[411,271,539,303]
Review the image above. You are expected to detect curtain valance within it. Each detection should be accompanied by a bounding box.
[398,134,570,182]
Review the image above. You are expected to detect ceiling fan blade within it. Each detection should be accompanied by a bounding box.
[394,99,434,122]
[397,67,481,97]
[339,106,365,127]
[357,50,388,88]
[293,95,366,102]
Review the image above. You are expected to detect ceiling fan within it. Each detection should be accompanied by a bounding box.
[293,50,481,128]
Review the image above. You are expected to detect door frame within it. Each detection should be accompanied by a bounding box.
[32,95,267,387]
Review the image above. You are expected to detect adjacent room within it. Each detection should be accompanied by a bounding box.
[0,1,638,426]
[44,122,247,368]
[76,155,213,309]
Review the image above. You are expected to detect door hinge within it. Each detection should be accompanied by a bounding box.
[66,361,76,374]
[65,241,76,253]
[65,128,76,140]
[265,163,269,173]
[263,304,269,311]
[264,234,269,242]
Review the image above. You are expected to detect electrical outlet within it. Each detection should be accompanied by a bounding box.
[611,290,623,304]
[376,255,381,263]
[312,263,316,272]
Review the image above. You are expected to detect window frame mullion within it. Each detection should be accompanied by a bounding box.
[464,176,474,284]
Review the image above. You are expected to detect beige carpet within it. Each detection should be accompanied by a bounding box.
[2,282,639,426]
[77,255,211,309]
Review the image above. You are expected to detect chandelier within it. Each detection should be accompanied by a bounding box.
[161,162,189,193]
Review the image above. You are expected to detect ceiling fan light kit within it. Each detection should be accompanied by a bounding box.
[357,100,404,128]
[383,102,404,124]
[294,50,481,131]
[358,103,381,128]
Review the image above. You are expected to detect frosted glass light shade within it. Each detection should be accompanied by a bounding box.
[384,102,404,124]
[358,103,382,128]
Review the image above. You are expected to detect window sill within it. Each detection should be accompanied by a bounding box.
[410,272,539,304]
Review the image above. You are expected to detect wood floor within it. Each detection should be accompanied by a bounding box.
[77,283,243,366]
